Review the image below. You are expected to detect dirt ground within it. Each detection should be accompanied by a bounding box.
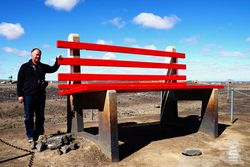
[0,83,249,167]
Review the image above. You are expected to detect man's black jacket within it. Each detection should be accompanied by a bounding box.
[17,59,60,96]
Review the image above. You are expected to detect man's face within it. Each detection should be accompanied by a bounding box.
[31,49,41,64]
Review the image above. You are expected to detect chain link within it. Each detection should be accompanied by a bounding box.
[0,138,35,167]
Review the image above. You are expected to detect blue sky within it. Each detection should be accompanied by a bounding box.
[0,0,249,81]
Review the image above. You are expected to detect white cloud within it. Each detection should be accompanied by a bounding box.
[109,17,126,29]
[2,47,30,57]
[200,44,224,56]
[246,37,250,42]
[95,40,116,60]
[180,36,198,45]
[96,39,113,45]
[219,51,244,57]
[43,44,51,49]
[0,22,24,40]
[45,0,80,12]
[131,44,157,50]
[102,52,116,59]
[133,13,180,30]
[144,44,157,50]
[124,38,136,43]
[165,46,176,52]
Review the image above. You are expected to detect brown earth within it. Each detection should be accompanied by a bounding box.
[0,83,249,167]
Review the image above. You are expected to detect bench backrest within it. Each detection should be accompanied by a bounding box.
[57,37,187,95]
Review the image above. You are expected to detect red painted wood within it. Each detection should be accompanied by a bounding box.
[57,40,185,58]
[56,40,224,95]
[58,57,186,69]
[58,83,224,96]
[58,73,187,81]
[58,82,187,90]
[58,82,186,95]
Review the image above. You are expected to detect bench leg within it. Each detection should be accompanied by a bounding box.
[67,95,84,133]
[98,90,119,162]
[67,95,72,133]
[199,89,218,137]
[160,90,178,125]
[71,109,84,133]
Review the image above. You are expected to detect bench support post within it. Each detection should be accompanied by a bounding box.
[67,33,83,133]
[98,90,119,161]
[199,89,218,137]
[67,90,119,161]
[67,95,84,133]
[160,91,178,123]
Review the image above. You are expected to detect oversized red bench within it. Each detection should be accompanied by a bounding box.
[57,34,224,161]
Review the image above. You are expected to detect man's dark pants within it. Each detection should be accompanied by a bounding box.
[23,95,46,140]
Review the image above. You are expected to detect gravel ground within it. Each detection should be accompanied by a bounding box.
[0,83,249,167]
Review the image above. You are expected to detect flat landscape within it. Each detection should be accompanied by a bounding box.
[0,82,249,167]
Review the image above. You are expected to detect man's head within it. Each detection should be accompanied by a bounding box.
[31,48,42,65]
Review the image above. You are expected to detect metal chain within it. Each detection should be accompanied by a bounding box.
[0,138,35,167]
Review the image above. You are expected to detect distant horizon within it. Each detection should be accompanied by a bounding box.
[0,78,249,83]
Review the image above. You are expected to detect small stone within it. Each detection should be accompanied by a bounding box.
[47,143,61,150]
[36,142,46,152]
[62,135,72,145]
[56,148,63,155]
[47,136,63,150]
[182,148,202,156]
[38,135,47,143]
[61,145,70,154]
[68,143,78,150]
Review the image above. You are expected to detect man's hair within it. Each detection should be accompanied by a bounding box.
[31,48,42,54]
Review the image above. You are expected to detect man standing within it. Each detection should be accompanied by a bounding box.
[17,48,61,143]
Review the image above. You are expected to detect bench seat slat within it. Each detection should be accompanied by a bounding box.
[58,83,223,96]
[58,73,186,81]
[58,82,187,90]
[57,40,185,58]
[58,58,186,69]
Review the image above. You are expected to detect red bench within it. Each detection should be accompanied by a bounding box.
[57,34,224,161]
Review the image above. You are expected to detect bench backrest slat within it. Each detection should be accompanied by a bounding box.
[58,57,186,69]
[58,73,186,81]
[57,40,185,58]
[57,39,189,95]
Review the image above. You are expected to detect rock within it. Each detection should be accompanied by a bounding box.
[62,134,72,145]
[47,135,63,150]
[61,145,70,154]
[47,142,62,150]
[56,148,63,155]
[182,148,202,156]
[38,135,47,143]
[68,142,78,150]
[36,142,46,152]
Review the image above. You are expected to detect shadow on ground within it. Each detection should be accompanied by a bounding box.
[84,115,230,160]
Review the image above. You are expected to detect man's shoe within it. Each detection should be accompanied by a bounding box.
[31,141,36,150]
[28,138,33,143]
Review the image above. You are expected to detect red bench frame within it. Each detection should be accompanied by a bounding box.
[57,34,224,161]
